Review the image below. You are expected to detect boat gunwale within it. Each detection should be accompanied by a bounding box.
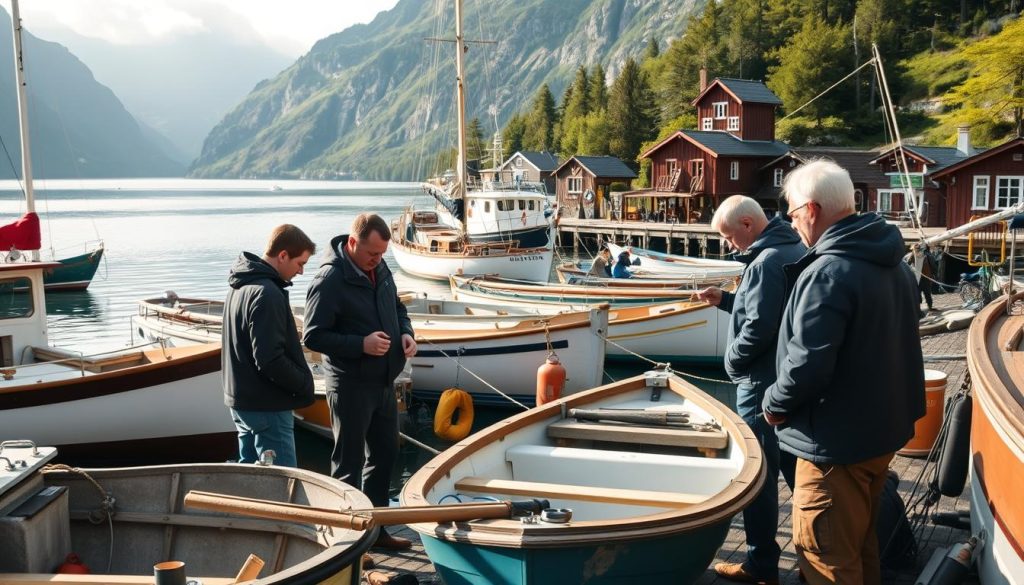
[452,274,700,299]
[400,373,765,548]
[413,307,606,343]
[966,295,1024,449]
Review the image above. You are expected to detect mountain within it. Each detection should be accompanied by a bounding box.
[42,29,293,162]
[190,0,705,181]
[0,8,184,179]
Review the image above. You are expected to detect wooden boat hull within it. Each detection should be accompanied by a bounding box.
[0,445,374,584]
[0,344,235,464]
[401,372,764,583]
[411,307,608,406]
[42,246,104,291]
[420,522,730,585]
[606,243,743,278]
[966,296,1024,584]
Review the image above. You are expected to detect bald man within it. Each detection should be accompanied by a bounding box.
[698,195,805,585]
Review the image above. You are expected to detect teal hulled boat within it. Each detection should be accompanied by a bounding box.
[43,244,104,291]
[400,371,765,584]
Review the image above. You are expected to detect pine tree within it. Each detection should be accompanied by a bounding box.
[644,38,660,61]
[466,117,485,166]
[607,58,656,166]
[503,113,527,156]
[559,67,591,154]
[588,64,608,112]
[655,2,728,122]
[522,84,557,151]
[726,0,768,79]
[767,14,853,121]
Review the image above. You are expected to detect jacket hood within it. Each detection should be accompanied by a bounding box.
[228,251,287,289]
[324,234,349,266]
[812,213,906,268]
[736,215,802,265]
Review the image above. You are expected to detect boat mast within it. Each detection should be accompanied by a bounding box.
[454,0,468,230]
[8,0,39,261]
[873,43,923,229]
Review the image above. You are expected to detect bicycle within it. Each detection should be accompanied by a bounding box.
[957,251,1001,310]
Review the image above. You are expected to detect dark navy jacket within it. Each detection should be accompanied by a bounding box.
[222,252,314,411]
[302,234,414,389]
[718,216,806,419]
[763,213,926,464]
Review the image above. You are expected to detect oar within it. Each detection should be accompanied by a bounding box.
[569,408,690,426]
[183,490,548,530]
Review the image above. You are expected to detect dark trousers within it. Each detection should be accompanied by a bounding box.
[326,383,399,508]
[737,383,796,578]
[919,280,933,309]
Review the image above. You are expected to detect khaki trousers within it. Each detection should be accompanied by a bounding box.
[792,452,894,585]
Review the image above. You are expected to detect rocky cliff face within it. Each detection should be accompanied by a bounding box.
[0,9,184,179]
[190,0,704,181]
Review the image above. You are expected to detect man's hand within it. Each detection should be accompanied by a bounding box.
[696,287,723,306]
[764,410,786,426]
[363,331,391,356]
[402,334,417,358]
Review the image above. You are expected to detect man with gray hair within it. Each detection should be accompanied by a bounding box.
[698,195,804,585]
[762,160,924,584]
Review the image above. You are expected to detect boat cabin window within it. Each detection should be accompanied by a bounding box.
[528,200,536,211]
[484,201,492,213]
[0,277,34,320]
[518,200,526,210]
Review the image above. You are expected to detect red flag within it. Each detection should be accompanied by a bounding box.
[0,212,42,251]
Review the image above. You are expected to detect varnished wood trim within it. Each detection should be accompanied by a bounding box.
[454,476,706,508]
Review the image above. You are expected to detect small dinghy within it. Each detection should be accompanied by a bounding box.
[606,243,744,278]
[400,370,765,585]
[0,440,374,584]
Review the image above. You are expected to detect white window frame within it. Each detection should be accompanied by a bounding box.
[568,177,583,194]
[996,176,1024,209]
[876,189,906,213]
[727,116,739,131]
[773,168,784,187]
[713,102,728,119]
[514,157,523,168]
[701,117,712,131]
[972,176,990,210]
[729,161,739,181]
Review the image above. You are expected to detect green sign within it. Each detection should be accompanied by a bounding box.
[889,174,924,188]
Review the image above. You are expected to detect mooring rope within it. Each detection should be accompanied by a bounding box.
[42,464,115,573]
[419,337,530,410]
[597,331,735,385]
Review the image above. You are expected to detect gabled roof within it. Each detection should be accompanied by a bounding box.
[554,155,637,179]
[929,136,1024,179]
[500,150,559,172]
[691,78,783,107]
[792,147,889,186]
[869,144,988,174]
[681,131,790,158]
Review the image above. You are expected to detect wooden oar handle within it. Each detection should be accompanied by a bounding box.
[184,490,374,530]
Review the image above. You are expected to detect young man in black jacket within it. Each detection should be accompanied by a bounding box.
[303,213,417,550]
[222,224,316,468]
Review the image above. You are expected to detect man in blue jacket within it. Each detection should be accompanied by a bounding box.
[303,213,417,550]
[763,160,925,584]
[698,196,805,585]
[223,224,316,468]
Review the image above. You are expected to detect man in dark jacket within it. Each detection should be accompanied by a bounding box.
[763,160,925,584]
[698,195,805,585]
[303,213,417,550]
[223,224,316,468]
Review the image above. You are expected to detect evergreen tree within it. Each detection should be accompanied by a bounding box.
[607,58,656,166]
[644,38,660,61]
[768,14,853,121]
[522,84,557,151]
[726,0,768,79]
[466,117,486,166]
[503,113,527,156]
[578,110,610,155]
[655,2,728,122]
[559,67,592,154]
[588,64,608,112]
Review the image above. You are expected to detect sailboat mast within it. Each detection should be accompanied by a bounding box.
[8,0,39,261]
[873,43,923,228]
[454,0,469,226]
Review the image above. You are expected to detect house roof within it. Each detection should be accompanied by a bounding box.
[928,136,1024,179]
[691,78,783,107]
[791,147,890,187]
[501,150,559,172]
[682,131,790,158]
[869,144,988,174]
[554,155,637,179]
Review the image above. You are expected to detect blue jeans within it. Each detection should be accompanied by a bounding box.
[229,409,297,467]
[737,383,796,578]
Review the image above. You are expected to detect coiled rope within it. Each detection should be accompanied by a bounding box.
[42,464,115,573]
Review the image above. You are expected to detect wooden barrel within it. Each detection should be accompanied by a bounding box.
[898,369,948,457]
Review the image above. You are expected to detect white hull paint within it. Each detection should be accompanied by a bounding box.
[132,314,218,346]
[607,242,743,279]
[0,369,232,447]
[391,241,553,281]
[970,471,1024,585]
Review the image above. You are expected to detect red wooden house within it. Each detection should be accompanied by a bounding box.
[929,135,1024,228]
[759,147,890,216]
[636,78,789,223]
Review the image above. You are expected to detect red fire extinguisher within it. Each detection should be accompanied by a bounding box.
[536,352,566,406]
[57,553,90,574]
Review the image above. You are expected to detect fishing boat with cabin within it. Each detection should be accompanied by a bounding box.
[400,369,765,584]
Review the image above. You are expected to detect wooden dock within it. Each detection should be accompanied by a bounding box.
[366,294,978,584]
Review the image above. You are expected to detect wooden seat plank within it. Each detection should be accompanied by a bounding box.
[547,419,728,449]
[454,476,707,508]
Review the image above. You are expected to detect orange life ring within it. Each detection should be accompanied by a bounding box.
[433,388,474,442]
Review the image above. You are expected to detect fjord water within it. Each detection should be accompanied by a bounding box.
[2,179,733,485]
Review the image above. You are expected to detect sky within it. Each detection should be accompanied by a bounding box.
[18,0,402,57]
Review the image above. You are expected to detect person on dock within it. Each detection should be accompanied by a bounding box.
[762,160,925,585]
[588,247,612,277]
[697,195,804,585]
[612,250,633,278]
[222,224,316,468]
[303,213,417,551]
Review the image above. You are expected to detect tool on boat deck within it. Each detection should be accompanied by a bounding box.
[184,490,549,529]
[569,408,691,427]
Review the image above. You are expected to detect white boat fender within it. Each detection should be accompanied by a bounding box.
[936,393,972,498]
